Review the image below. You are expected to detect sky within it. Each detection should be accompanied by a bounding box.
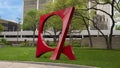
[0,0,23,23]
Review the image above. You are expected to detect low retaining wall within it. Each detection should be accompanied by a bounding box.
[81,37,120,49]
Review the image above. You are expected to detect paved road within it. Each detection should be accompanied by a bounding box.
[0,61,98,68]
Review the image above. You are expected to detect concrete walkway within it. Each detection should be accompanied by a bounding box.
[0,61,99,68]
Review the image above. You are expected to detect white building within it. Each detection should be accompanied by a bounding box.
[96,4,112,30]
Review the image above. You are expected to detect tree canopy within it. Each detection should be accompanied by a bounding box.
[0,24,3,33]
[23,9,45,30]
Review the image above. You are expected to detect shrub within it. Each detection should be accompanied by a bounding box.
[0,38,9,45]
[20,42,27,47]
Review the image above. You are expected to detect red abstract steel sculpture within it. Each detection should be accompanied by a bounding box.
[36,7,76,60]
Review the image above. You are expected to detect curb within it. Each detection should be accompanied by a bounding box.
[0,61,99,68]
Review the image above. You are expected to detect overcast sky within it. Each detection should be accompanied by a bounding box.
[0,0,22,23]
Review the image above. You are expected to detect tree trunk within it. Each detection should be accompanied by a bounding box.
[108,0,115,49]
[69,28,73,45]
[53,28,57,44]
[33,30,35,46]
[74,12,93,47]
[88,29,93,48]
[82,13,110,49]
[32,23,36,46]
[94,25,109,49]
[82,16,93,48]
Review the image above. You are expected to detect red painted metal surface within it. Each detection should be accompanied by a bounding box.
[36,7,76,60]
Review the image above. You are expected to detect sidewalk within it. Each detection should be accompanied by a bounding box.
[0,61,98,68]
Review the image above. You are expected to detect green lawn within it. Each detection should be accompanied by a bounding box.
[0,47,120,68]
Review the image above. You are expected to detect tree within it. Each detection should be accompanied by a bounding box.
[80,0,120,49]
[0,24,3,33]
[0,19,4,33]
[115,25,120,30]
[23,9,44,45]
[44,15,62,44]
[45,0,88,45]
[75,11,93,47]
[72,0,93,47]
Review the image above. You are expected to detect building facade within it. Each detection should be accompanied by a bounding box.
[89,0,111,30]
[0,19,19,31]
[23,0,53,15]
[23,0,112,30]
[96,4,112,30]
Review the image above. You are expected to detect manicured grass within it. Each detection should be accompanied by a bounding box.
[0,47,120,68]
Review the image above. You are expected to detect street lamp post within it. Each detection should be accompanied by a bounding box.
[17,18,21,45]
[88,0,91,30]
[37,0,39,10]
